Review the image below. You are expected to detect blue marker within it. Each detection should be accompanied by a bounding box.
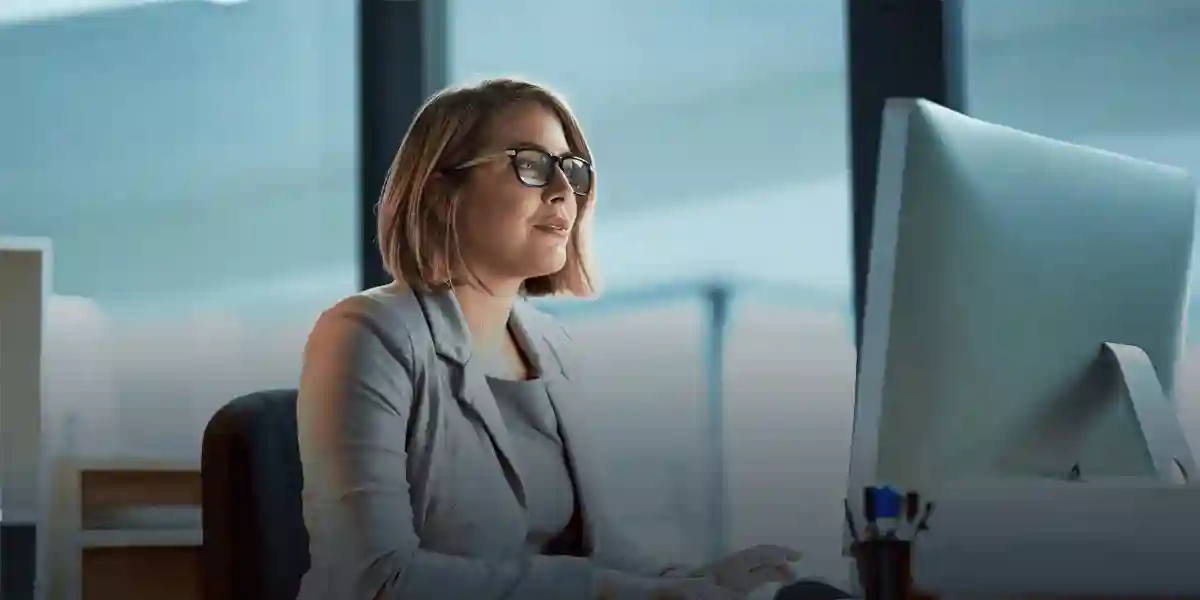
[862,487,878,540]
[873,485,902,539]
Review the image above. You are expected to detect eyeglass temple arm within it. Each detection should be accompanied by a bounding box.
[452,150,515,171]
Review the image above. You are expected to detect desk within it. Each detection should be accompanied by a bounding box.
[909,479,1200,600]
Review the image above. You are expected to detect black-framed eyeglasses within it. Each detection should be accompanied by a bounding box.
[452,148,593,196]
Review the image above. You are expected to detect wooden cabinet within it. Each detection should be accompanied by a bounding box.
[47,460,203,600]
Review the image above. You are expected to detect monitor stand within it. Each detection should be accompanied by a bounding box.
[1099,342,1196,483]
[843,342,1198,597]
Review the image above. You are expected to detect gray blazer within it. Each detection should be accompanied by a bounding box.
[295,284,676,600]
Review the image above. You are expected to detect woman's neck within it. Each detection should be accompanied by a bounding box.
[453,280,520,353]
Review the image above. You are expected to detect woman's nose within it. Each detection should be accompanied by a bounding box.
[543,168,572,204]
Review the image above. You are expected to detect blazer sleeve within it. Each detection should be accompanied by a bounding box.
[296,297,665,600]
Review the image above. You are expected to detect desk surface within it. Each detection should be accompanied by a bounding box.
[912,479,1200,598]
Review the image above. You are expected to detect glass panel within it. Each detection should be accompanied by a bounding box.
[451,0,851,574]
[0,1,358,461]
[963,0,1200,452]
[556,300,710,565]
[725,293,855,585]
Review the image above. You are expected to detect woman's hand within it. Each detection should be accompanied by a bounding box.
[688,544,802,595]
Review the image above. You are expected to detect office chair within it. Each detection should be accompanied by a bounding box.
[201,389,309,600]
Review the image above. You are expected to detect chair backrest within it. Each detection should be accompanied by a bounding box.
[201,389,309,600]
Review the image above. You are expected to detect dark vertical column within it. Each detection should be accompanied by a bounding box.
[846,0,966,359]
[358,0,449,290]
[942,0,969,112]
[703,283,733,561]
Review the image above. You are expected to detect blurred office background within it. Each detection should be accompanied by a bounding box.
[1,0,1199,589]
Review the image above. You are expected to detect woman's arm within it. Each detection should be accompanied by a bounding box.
[298,299,603,600]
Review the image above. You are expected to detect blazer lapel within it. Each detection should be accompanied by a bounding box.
[542,377,601,554]
[510,302,601,553]
[416,289,527,508]
[458,364,528,508]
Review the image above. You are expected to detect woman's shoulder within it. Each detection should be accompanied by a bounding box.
[306,282,429,363]
[323,282,421,321]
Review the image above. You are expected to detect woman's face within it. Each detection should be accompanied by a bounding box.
[453,101,587,292]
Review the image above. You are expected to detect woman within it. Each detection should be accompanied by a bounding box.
[296,77,801,600]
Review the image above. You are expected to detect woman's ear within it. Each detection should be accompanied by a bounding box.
[424,171,452,200]
[427,170,462,194]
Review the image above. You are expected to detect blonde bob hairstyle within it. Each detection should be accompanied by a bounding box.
[376,77,597,298]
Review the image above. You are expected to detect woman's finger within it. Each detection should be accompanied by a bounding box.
[774,564,798,582]
[764,544,803,562]
[748,563,797,583]
[743,544,803,566]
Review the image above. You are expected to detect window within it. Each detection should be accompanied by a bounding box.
[962,0,1200,454]
[725,292,854,581]
[0,0,358,460]
[565,301,710,563]
[450,0,852,578]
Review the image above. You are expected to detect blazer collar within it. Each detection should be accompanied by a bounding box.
[413,286,598,547]
[414,287,473,364]
[414,287,565,378]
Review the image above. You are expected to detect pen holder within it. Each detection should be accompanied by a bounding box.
[852,539,913,600]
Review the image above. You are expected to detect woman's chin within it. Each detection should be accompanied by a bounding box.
[526,254,568,279]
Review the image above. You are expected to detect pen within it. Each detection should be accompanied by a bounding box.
[915,501,935,536]
[903,492,920,539]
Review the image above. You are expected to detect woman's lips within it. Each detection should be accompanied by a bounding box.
[534,224,570,238]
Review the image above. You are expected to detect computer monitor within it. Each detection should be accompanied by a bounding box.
[847,98,1198,499]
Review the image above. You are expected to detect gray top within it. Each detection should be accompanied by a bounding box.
[486,375,577,553]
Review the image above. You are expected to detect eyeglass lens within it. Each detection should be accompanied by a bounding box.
[511,148,592,195]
